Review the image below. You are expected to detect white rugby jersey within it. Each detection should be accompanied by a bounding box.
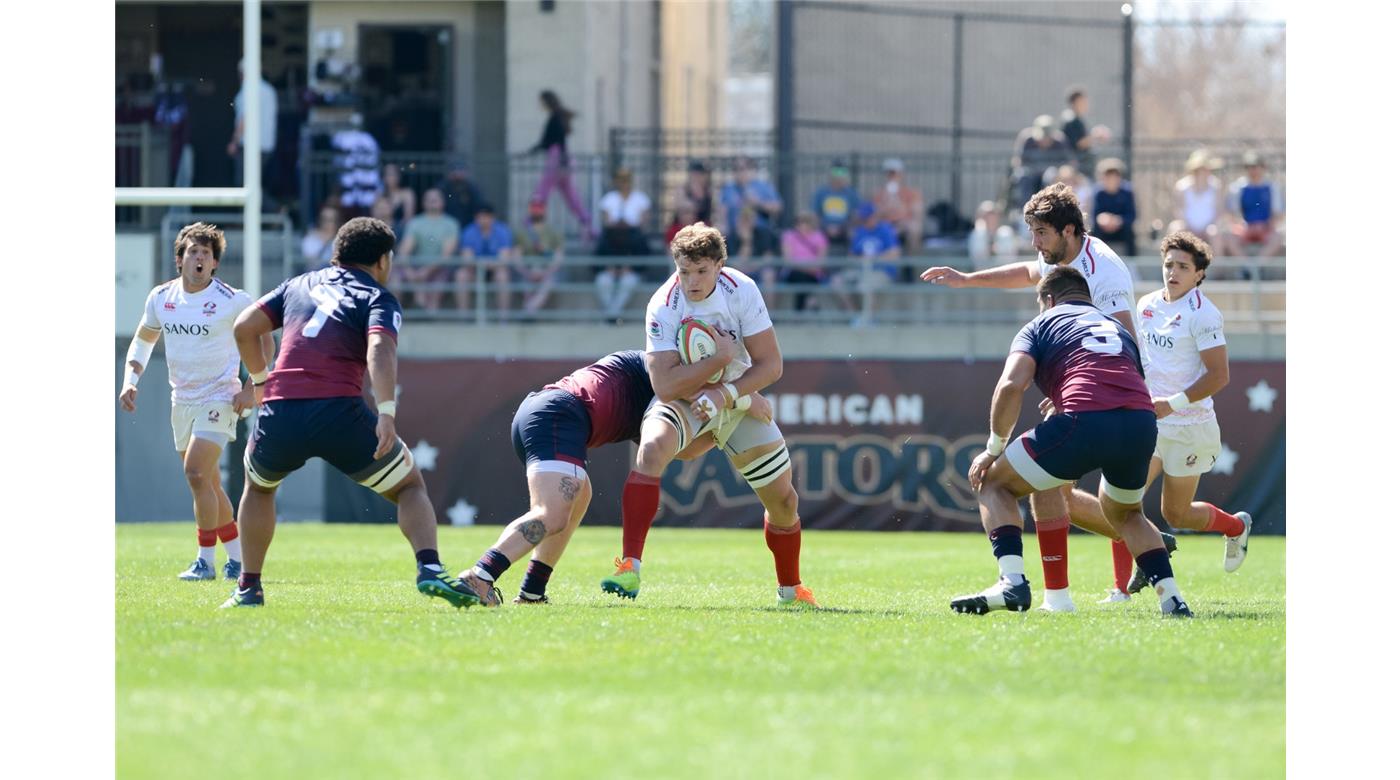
[1036,235,1135,317]
[644,267,773,384]
[139,278,253,405]
[1136,286,1227,426]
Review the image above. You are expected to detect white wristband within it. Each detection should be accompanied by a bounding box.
[1166,392,1191,412]
[722,382,740,407]
[126,336,154,369]
[377,400,398,417]
[734,394,753,412]
[249,369,268,385]
[123,365,140,388]
[987,432,1008,457]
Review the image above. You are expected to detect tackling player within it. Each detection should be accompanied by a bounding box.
[224,217,474,608]
[953,266,1192,618]
[597,223,819,608]
[1091,231,1251,600]
[119,223,274,581]
[453,350,770,606]
[921,182,1148,612]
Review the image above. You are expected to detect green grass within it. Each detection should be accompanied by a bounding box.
[118,525,1284,779]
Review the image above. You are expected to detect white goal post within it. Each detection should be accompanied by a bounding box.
[114,0,264,294]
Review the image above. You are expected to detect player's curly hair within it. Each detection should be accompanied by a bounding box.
[1037,265,1091,304]
[1023,182,1085,237]
[174,222,226,262]
[333,217,397,268]
[670,222,728,265]
[1159,230,1213,285]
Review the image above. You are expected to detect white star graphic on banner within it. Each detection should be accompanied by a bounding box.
[1212,443,1239,476]
[1245,380,1278,413]
[447,498,477,526]
[411,440,439,471]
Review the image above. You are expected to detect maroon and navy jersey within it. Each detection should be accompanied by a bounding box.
[544,350,652,448]
[1011,302,1152,414]
[255,265,402,402]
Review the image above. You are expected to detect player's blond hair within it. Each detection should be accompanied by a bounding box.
[669,222,727,265]
[174,222,227,261]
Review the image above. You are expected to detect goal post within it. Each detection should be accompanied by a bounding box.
[114,0,264,294]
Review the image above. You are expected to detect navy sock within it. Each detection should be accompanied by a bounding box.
[519,560,554,598]
[1135,547,1175,586]
[989,525,1023,559]
[415,548,442,569]
[239,572,261,589]
[475,548,513,581]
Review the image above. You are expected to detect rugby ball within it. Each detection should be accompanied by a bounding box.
[678,318,724,382]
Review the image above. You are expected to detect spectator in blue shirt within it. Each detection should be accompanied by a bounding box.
[457,205,519,319]
[719,156,783,238]
[811,161,860,252]
[1224,150,1285,257]
[832,202,902,325]
[1092,157,1138,257]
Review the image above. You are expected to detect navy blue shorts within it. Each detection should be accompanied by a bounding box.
[1005,409,1157,502]
[244,397,408,492]
[511,389,591,474]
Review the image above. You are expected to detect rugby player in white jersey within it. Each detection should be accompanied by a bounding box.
[1090,231,1251,601]
[920,182,1155,612]
[118,223,275,581]
[598,223,819,607]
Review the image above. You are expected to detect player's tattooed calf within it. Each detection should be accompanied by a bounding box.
[519,518,546,545]
[560,476,580,501]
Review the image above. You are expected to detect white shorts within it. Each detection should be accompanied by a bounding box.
[171,401,237,452]
[645,397,784,457]
[1154,419,1222,478]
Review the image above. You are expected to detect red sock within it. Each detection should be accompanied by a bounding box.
[1203,504,1245,536]
[764,513,802,587]
[621,471,661,560]
[197,528,217,547]
[1036,514,1070,590]
[1111,540,1133,592]
[215,521,239,543]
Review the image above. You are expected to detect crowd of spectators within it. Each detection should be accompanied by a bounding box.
[287,82,1282,321]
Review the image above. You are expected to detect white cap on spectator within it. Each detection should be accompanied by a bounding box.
[882,158,904,173]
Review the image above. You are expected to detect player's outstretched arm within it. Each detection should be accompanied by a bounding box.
[1155,345,1230,419]
[920,260,1038,289]
[367,332,399,458]
[119,325,161,413]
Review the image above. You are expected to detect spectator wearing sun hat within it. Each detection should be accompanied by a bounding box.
[1172,149,1225,248]
[871,157,925,256]
[1224,150,1285,257]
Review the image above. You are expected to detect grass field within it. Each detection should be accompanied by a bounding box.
[117,524,1284,779]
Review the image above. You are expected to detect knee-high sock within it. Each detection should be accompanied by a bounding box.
[1037,514,1070,590]
[622,471,661,560]
[1111,539,1133,592]
[764,513,802,587]
[1203,504,1246,536]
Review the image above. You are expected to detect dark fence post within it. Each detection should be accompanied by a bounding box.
[775,0,796,227]
[1122,5,1135,177]
[951,13,964,211]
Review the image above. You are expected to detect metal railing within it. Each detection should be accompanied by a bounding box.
[375,253,1284,333]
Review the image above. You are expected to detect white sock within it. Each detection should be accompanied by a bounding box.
[198,545,216,566]
[996,554,1026,585]
[472,565,496,583]
[777,585,797,600]
[1154,576,1183,609]
[222,537,242,562]
[627,557,642,575]
[421,563,444,573]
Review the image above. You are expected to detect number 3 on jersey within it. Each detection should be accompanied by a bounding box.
[1077,314,1123,355]
[304,284,345,338]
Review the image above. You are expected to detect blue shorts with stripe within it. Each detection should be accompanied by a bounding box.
[245,397,405,489]
[1007,409,1157,494]
[511,389,591,468]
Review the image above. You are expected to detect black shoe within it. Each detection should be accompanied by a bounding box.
[1127,532,1178,594]
[950,576,1032,615]
[1163,595,1194,618]
[416,568,483,609]
[513,593,550,605]
[220,584,264,608]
